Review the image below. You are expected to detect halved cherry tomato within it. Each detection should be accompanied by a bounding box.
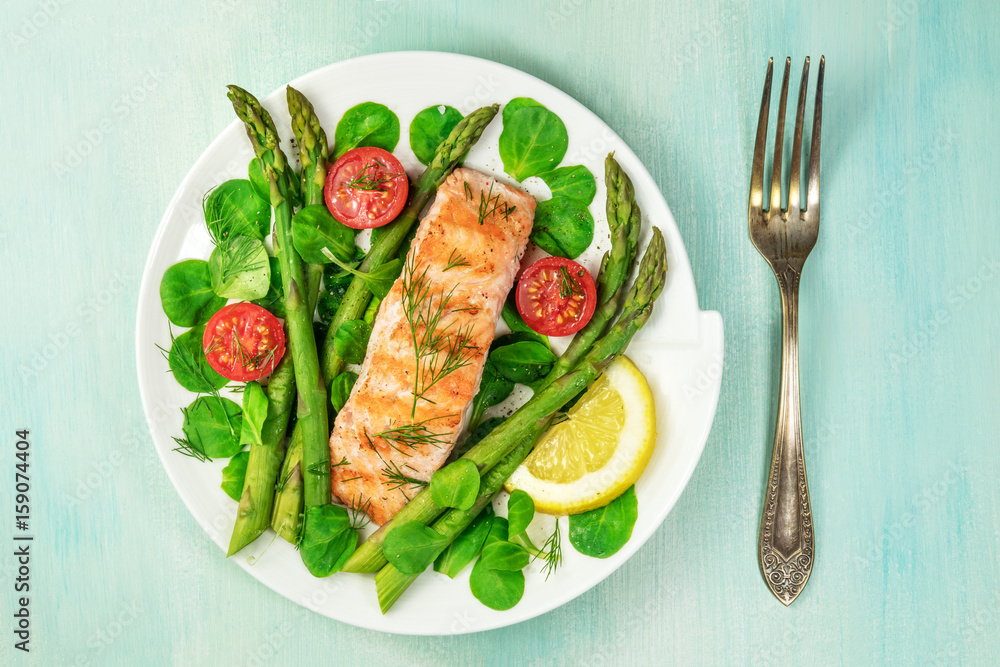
[516,257,597,337]
[202,302,286,382]
[324,147,408,229]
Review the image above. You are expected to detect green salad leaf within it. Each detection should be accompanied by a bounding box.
[456,416,505,459]
[208,236,271,300]
[323,251,401,301]
[166,325,227,394]
[381,521,448,575]
[160,259,227,327]
[469,361,515,429]
[501,292,548,346]
[221,450,250,501]
[478,541,530,571]
[204,179,270,241]
[182,396,243,459]
[410,105,463,165]
[470,555,525,611]
[318,250,363,325]
[330,370,359,413]
[247,158,269,202]
[506,489,535,538]
[291,204,356,265]
[499,105,568,181]
[489,338,557,385]
[434,504,495,578]
[239,381,268,447]
[540,165,597,205]
[430,459,480,511]
[333,320,371,365]
[253,256,285,318]
[530,196,595,259]
[568,485,639,558]
[502,97,544,126]
[300,504,358,577]
[334,102,400,157]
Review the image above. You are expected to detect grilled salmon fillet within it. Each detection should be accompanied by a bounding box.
[329,168,536,525]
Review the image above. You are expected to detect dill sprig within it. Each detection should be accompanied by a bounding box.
[558,266,586,299]
[381,460,428,493]
[536,519,563,580]
[474,181,516,225]
[156,327,224,399]
[171,437,210,463]
[400,256,478,418]
[348,495,373,531]
[345,159,401,192]
[374,415,456,452]
[444,249,470,272]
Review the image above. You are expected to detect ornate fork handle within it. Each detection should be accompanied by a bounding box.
[758,260,814,605]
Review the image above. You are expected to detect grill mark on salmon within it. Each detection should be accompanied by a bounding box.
[329,168,536,525]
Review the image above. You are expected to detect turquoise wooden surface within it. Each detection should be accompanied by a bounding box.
[2,0,998,664]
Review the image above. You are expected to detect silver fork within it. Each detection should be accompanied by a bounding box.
[749,56,825,606]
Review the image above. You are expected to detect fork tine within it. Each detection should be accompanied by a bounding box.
[769,57,791,213]
[788,57,810,214]
[749,58,773,214]
[806,56,825,214]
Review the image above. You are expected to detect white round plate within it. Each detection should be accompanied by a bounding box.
[136,51,723,635]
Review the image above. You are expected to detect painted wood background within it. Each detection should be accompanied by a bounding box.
[2,0,998,664]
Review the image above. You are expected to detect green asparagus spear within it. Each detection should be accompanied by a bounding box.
[375,230,668,607]
[344,227,668,573]
[228,86,330,517]
[227,353,295,555]
[319,105,500,390]
[227,87,336,555]
[287,85,331,311]
[538,154,642,390]
[271,421,304,543]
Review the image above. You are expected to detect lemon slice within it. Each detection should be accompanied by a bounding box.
[505,355,656,514]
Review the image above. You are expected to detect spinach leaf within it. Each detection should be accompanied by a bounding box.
[239,381,268,447]
[569,485,639,558]
[381,521,448,575]
[469,557,525,611]
[499,106,568,181]
[502,97,543,126]
[318,251,362,325]
[253,256,285,318]
[501,291,548,346]
[167,325,227,394]
[182,396,243,459]
[430,459,480,511]
[220,450,249,501]
[490,340,557,384]
[208,236,271,300]
[470,361,515,428]
[291,204,356,265]
[540,165,596,205]
[160,259,227,327]
[333,320,371,365]
[531,196,595,259]
[478,541,530,571]
[506,489,535,538]
[410,105,463,165]
[204,179,271,241]
[434,504,494,578]
[334,102,400,157]
[484,516,509,547]
[330,370,358,412]
[247,158,269,202]
[300,504,358,577]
